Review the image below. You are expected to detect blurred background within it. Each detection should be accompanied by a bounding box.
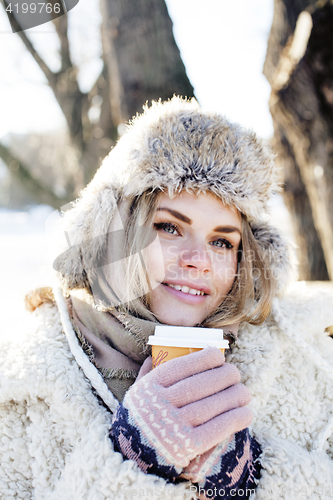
[1,0,333,338]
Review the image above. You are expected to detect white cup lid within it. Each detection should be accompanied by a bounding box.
[147,325,229,349]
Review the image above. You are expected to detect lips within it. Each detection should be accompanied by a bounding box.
[162,281,210,295]
[160,282,209,305]
[164,283,204,296]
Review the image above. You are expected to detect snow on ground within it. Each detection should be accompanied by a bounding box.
[1,195,295,343]
[0,205,55,341]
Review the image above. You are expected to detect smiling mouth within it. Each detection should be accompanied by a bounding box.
[162,283,206,296]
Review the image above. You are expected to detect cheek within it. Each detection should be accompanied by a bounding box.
[142,236,167,284]
[212,251,239,289]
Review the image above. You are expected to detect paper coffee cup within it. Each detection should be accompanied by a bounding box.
[148,325,229,369]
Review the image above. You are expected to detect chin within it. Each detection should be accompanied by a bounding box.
[157,313,201,327]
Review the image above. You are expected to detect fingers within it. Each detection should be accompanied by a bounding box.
[136,357,153,382]
[192,406,253,455]
[166,363,241,407]
[150,347,225,388]
[178,383,251,426]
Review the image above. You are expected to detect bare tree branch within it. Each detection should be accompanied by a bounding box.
[1,0,87,149]
[51,11,89,151]
[0,142,67,208]
[2,0,57,88]
[53,11,72,71]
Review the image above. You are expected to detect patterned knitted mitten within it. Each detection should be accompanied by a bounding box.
[182,428,262,499]
[109,348,252,482]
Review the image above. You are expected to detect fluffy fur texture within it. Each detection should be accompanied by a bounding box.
[24,286,54,312]
[0,303,194,500]
[1,284,333,499]
[54,97,297,293]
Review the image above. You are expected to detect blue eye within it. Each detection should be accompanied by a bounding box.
[211,239,233,249]
[154,222,180,235]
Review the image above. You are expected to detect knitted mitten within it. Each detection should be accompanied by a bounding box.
[109,348,252,482]
[182,429,262,499]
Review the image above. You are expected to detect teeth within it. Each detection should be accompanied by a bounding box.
[167,284,205,295]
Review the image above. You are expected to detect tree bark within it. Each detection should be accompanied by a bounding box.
[264,0,333,280]
[100,0,194,126]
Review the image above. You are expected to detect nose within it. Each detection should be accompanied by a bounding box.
[179,241,211,272]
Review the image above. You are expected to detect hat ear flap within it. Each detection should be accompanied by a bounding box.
[53,188,119,290]
[250,222,298,296]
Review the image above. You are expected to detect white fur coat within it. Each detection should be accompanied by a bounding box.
[1,282,333,499]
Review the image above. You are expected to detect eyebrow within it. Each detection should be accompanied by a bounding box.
[156,207,241,235]
[156,207,192,224]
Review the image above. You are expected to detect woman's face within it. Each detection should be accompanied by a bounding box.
[145,191,242,326]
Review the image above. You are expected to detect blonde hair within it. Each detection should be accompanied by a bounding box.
[117,189,275,326]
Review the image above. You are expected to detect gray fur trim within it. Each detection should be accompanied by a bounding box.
[251,221,298,294]
[54,97,296,295]
[54,188,119,290]
[99,97,279,221]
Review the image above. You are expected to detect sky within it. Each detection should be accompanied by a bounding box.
[0,0,274,141]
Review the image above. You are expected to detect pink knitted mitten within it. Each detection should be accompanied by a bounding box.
[110,348,252,482]
[180,385,262,498]
[181,381,252,483]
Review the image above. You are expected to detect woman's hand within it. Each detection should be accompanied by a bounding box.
[181,429,262,499]
[109,347,252,482]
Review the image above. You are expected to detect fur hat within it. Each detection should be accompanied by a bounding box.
[54,97,297,294]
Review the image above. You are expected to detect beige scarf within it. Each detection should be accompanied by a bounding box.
[67,288,158,402]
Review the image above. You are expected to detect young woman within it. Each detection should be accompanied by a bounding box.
[1,97,333,499]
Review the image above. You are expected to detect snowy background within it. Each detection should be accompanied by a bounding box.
[0,206,54,340]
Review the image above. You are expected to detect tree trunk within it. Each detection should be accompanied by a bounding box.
[264,0,333,280]
[100,0,194,126]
